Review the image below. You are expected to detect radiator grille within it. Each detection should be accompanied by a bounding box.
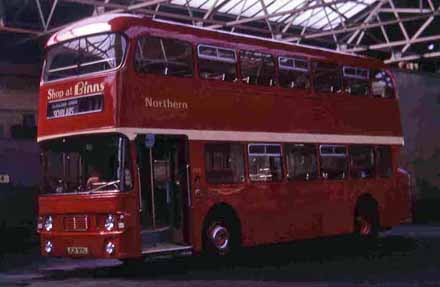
[64,215,88,231]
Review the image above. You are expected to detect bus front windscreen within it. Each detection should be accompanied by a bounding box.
[40,134,132,194]
[44,33,127,82]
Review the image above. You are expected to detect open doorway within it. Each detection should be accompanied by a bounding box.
[136,134,190,252]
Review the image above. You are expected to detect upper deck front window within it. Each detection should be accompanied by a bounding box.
[44,33,127,82]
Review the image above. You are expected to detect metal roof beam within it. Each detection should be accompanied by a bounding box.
[285,11,440,42]
[109,0,171,13]
[380,8,432,14]
[61,0,136,10]
[347,34,440,53]
[385,51,440,63]
[400,5,439,53]
[207,0,348,29]
[203,0,219,20]
[346,0,388,45]
[281,0,313,34]
[388,0,409,41]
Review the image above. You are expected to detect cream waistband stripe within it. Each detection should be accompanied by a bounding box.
[37,127,404,145]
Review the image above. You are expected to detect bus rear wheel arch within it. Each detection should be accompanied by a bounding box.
[202,204,241,256]
[354,195,380,238]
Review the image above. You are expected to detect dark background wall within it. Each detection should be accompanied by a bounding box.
[395,70,440,199]
[395,70,440,221]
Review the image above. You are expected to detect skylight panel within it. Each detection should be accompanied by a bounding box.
[296,8,327,27]
[241,1,264,17]
[293,8,315,25]
[171,0,187,6]
[266,0,304,14]
[218,0,244,14]
[198,0,218,10]
[170,0,375,32]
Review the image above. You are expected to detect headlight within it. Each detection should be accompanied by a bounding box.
[44,216,53,232]
[104,214,115,231]
[105,241,115,255]
[45,241,53,254]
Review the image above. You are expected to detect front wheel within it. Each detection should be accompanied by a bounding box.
[203,218,238,257]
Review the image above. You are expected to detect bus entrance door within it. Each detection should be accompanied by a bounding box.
[137,135,191,254]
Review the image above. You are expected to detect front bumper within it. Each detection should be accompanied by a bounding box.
[40,232,128,259]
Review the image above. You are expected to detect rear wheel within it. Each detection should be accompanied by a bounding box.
[354,200,380,238]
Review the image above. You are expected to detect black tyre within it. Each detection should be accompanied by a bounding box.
[120,257,145,268]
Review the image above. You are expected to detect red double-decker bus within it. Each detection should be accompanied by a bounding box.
[37,13,411,259]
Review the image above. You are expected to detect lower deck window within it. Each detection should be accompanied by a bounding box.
[205,143,244,184]
[376,146,393,177]
[320,145,347,180]
[248,144,283,182]
[350,145,375,179]
[286,144,317,180]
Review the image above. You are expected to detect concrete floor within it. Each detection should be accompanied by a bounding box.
[1,225,440,287]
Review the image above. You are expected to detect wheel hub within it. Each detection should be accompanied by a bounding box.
[210,225,230,251]
[357,216,372,235]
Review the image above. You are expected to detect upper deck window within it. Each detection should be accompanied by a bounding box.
[44,33,126,82]
[198,45,237,82]
[313,62,342,94]
[135,36,193,78]
[278,57,310,89]
[343,66,370,96]
[240,50,275,86]
[372,70,395,99]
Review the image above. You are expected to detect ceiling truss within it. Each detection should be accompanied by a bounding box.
[1,0,440,64]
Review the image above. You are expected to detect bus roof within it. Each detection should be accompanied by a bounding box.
[47,13,385,68]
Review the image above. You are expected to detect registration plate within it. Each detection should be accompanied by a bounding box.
[67,247,89,255]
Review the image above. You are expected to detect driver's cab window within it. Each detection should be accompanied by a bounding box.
[40,135,132,194]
